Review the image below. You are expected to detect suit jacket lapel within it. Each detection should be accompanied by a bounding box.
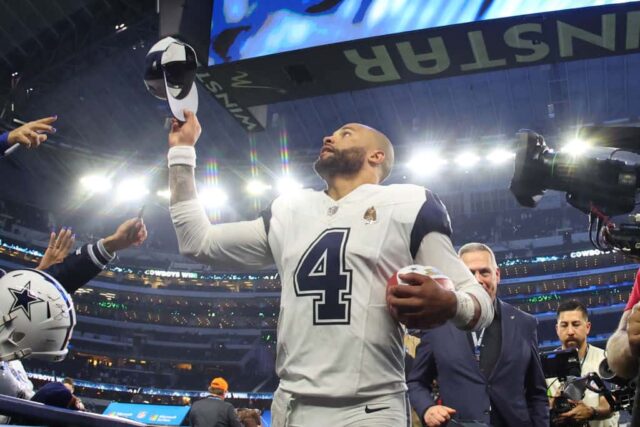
[489,300,514,382]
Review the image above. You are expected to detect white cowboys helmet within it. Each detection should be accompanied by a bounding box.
[0,269,75,362]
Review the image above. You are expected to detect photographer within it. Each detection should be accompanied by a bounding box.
[547,301,618,426]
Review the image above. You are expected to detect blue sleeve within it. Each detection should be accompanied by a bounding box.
[0,132,10,155]
[45,243,106,294]
[525,317,550,427]
[407,332,438,420]
[409,190,453,259]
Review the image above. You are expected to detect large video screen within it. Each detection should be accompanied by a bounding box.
[104,402,190,426]
[209,0,633,65]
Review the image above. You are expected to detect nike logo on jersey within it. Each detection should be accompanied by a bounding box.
[364,405,390,413]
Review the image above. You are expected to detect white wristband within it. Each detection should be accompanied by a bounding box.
[168,146,196,168]
[451,291,475,329]
[96,238,116,261]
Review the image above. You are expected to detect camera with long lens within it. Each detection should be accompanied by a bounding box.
[510,126,640,257]
[540,348,635,424]
[540,348,582,420]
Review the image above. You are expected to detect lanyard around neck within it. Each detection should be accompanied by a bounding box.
[472,328,486,358]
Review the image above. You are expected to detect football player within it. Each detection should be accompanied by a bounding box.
[168,111,493,426]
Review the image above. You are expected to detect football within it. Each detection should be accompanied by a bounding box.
[387,265,455,291]
[386,265,455,323]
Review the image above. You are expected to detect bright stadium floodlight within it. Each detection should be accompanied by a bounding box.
[277,176,303,195]
[454,151,480,168]
[116,178,149,202]
[407,150,448,177]
[199,186,228,209]
[246,179,272,196]
[79,174,112,194]
[560,138,591,156]
[486,148,516,165]
[156,188,171,199]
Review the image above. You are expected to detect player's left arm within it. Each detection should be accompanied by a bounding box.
[414,232,493,330]
[411,190,493,330]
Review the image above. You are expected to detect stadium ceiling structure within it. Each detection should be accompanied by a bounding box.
[1,1,640,211]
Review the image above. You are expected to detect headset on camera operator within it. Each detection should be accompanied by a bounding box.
[546,301,618,427]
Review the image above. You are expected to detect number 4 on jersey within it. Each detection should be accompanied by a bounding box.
[294,228,353,325]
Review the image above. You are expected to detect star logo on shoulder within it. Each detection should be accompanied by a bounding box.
[9,281,44,321]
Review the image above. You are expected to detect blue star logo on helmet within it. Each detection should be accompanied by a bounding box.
[9,281,44,321]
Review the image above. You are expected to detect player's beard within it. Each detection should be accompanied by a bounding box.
[314,146,366,180]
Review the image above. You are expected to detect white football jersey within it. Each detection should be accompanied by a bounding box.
[0,360,34,399]
[171,183,492,398]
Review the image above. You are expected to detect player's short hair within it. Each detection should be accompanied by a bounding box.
[458,242,497,268]
[556,300,589,320]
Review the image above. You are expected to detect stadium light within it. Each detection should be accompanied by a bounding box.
[486,148,515,165]
[246,179,272,196]
[407,150,448,177]
[199,186,228,209]
[454,151,480,168]
[116,178,149,202]
[79,174,112,194]
[157,188,171,199]
[277,176,303,195]
[560,138,590,156]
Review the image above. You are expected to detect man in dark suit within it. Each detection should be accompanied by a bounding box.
[189,377,241,427]
[407,243,548,427]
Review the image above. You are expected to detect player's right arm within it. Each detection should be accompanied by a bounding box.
[168,111,273,269]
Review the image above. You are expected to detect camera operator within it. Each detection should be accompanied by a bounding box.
[547,301,618,426]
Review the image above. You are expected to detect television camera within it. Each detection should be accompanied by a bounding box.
[510,126,640,257]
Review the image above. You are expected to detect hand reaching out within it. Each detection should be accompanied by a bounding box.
[36,228,75,270]
[8,116,57,149]
[102,218,148,253]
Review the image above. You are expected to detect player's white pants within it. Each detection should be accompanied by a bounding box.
[271,387,410,427]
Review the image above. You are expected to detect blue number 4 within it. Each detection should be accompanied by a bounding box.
[294,229,353,325]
